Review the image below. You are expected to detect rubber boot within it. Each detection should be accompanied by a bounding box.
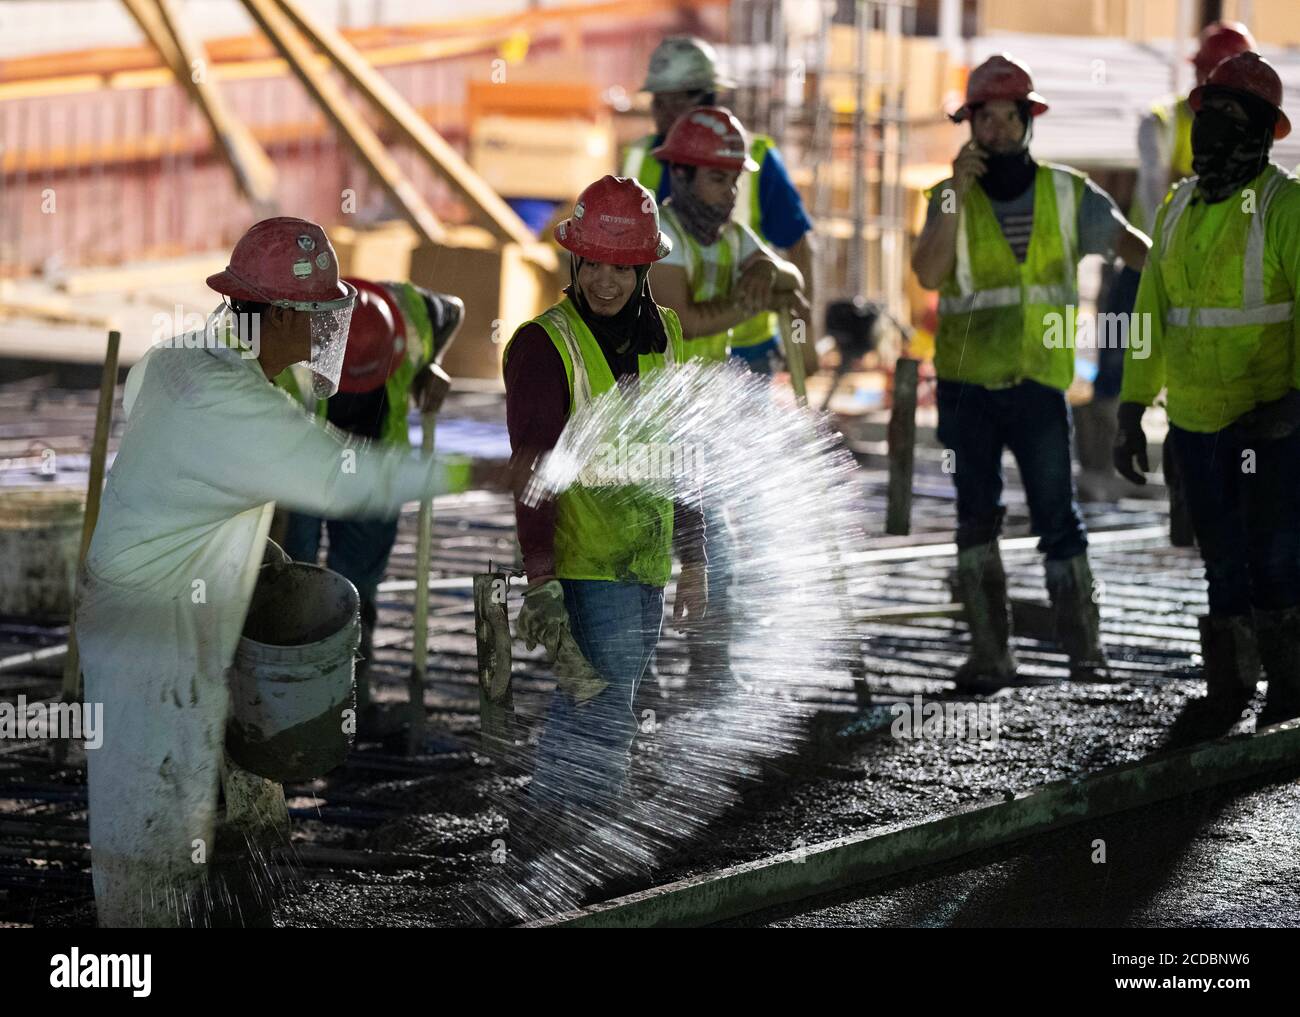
[1254,606,1300,726]
[686,591,734,696]
[1045,554,1109,681]
[1074,397,1125,503]
[1198,613,1259,712]
[953,541,1017,692]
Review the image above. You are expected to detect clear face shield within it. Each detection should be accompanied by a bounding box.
[278,281,358,398]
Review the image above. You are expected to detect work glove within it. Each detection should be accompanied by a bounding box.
[1113,401,1149,485]
[515,580,606,704]
[1236,390,1300,442]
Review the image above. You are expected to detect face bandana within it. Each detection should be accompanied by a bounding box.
[668,166,734,245]
[1191,103,1273,205]
[976,107,1038,201]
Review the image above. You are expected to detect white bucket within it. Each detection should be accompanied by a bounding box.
[227,561,360,782]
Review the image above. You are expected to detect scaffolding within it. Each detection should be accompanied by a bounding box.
[728,0,918,346]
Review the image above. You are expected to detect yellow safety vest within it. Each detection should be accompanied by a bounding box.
[503,296,688,586]
[623,133,779,349]
[1121,164,1300,433]
[932,164,1086,391]
[660,204,743,362]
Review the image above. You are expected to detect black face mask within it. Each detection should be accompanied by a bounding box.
[979,147,1038,201]
[1191,106,1271,204]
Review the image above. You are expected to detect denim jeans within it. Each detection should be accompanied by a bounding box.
[280,511,400,605]
[530,579,664,811]
[936,379,1087,559]
[1168,423,1300,616]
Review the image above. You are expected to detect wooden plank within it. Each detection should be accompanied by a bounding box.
[236,0,446,249]
[150,0,278,208]
[272,0,540,255]
[885,357,918,536]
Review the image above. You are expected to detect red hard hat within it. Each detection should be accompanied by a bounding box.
[207,216,351,309]
[337,279,407,394]
[951,54,1048,123]
[1192,20,1256,77]
[652,106,760,172]
[1189,51,1291,140]
[553,176,672,265]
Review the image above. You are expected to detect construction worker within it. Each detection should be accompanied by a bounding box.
[649,106,807,682]
[623,35,815,377]
[1084,22,1259,504]
[1115,53,1300,728]
[1131,20,1256,236]
[76,217,446,926]
[910,55,1150,690]
[504,176,705,813]
[277,278,464,721]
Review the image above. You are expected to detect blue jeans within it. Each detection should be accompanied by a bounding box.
[936,379,1087,559]
[530,580,664,811]
[280,512,399,605]
[730,336,781,376]
[1169,423,1300,615]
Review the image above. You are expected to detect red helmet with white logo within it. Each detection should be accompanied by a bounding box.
[652,106,759,172]
[1192,20,1256,79]
[1189,51,1291,140]
[951,54,1048,123]
[337,279,407,394]
[207,216,353,311]
[553,176,672,265]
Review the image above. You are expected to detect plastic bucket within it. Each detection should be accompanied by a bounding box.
[0,487,84,622]
[227,561,360,782]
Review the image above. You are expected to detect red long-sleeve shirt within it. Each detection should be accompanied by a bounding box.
[503,322,704,583]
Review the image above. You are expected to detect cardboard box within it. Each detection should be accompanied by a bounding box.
[408,225,562,381]
[470,115,615,202]
[331,222,418,282]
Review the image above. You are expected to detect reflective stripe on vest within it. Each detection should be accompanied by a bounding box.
[1162,170,1294,329]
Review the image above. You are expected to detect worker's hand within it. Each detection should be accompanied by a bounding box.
[735,255,779,314]
[1113,401,1149,485]
[516,578,569,654]
[672,562,708,632]
[1236,390,1300,442]
[952,141,987,199]
[777,289,812,329]
[411,363,452,415]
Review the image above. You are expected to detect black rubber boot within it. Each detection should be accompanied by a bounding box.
[1255,606,1300,726]
[953,541,1017,692]
[1045,554,1109,681]
[1198,613,1259,712]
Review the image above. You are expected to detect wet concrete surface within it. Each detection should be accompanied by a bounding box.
[728,774,1300,928]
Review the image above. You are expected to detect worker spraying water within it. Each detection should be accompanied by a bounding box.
[76,217,448,927]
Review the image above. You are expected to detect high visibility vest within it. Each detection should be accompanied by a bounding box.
[660,203,742,361]
[933,164,1086,391]
[1132,97,1195,233]
[273,281,435,445]
[503,296,688,587]
[1131,164,1298,433]
[623,133,778,349]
